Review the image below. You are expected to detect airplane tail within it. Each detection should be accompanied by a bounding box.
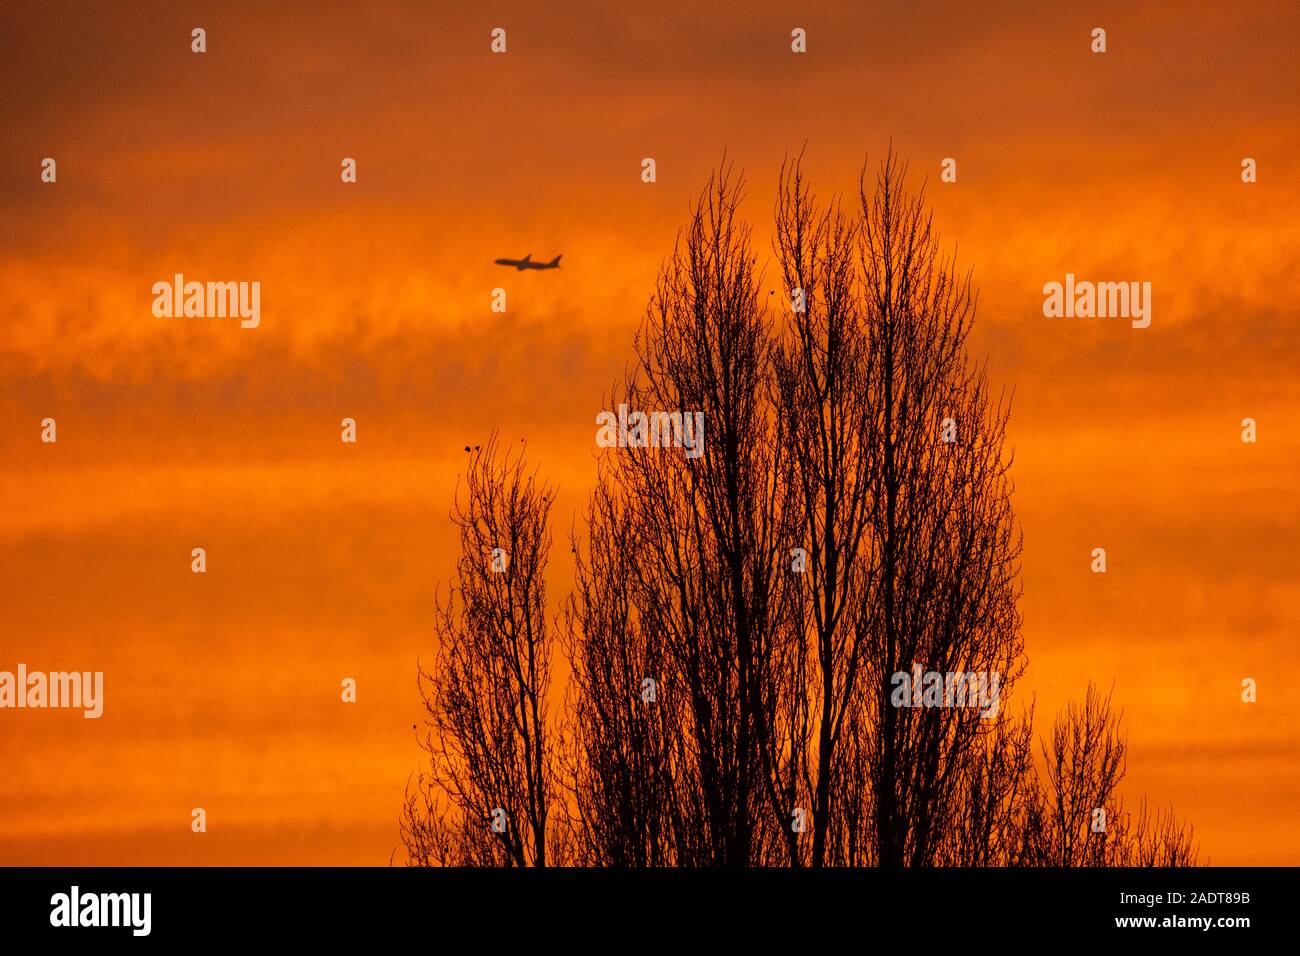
[549,255,562,268]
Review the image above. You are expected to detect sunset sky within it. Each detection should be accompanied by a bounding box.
[2,1,1297,865]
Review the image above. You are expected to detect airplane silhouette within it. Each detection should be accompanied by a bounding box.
[494,253,562,271]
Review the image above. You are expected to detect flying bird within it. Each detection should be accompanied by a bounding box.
[494,253,562,271]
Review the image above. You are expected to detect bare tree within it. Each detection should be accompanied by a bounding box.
[856,147,1026,867]
[1119,799,1200,866]
[414,152,1199,872]
[568,165,788,866]
[941,706,1039,866]
[560,475,680,865]
[1035,683,1127,866]
[769,153,877,866]
[401,433,560,866]
[1022,683,1200,867]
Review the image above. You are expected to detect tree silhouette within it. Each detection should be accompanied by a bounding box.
[559,473,680,865]
[578,164,788,866]
[853,148,1026,867]
[1018,683,1200,866]
[401,432,561,866]
[404,152,1199,869]
[767,153,876,866]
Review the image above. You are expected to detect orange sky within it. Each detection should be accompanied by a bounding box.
[1,0,1297,864]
